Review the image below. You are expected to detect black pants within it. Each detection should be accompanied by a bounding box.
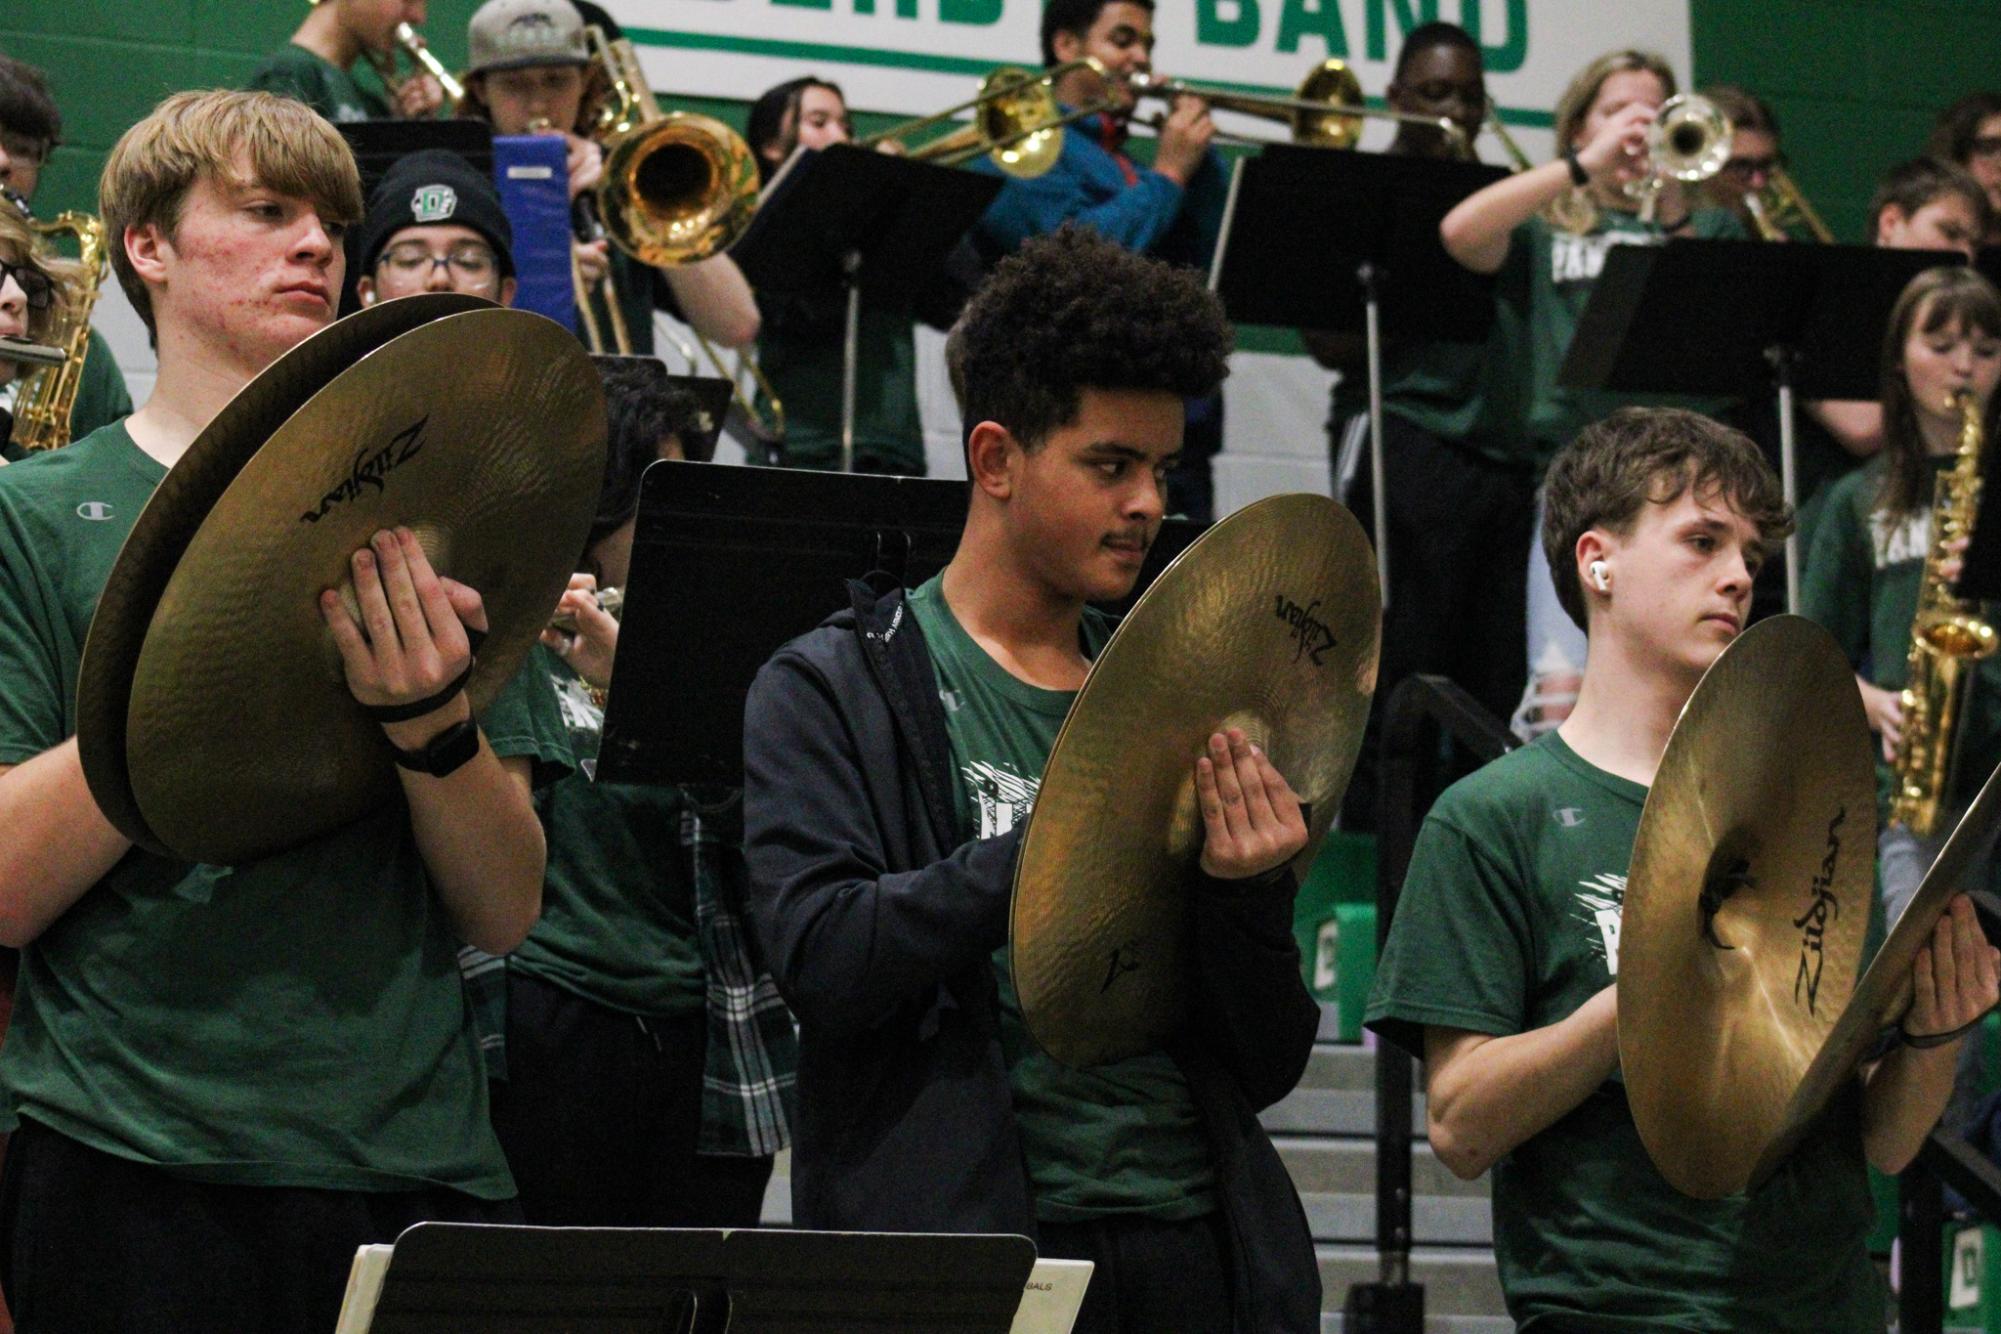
[1335,412,1537,828]
[489,970,773,1228]
[1038,1214,1233,1334]
[0,1117,516,1334]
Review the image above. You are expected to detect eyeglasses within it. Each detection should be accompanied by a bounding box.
[0,260,53,311]
[1721,154,1783,179]
[379,241,499,281]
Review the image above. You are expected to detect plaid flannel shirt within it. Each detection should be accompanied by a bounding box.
[458,791,796,1158]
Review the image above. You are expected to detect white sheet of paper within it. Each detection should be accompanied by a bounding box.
[1009,1258,1095,1334]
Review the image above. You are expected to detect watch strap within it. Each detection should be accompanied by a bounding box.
[390,716,482,777]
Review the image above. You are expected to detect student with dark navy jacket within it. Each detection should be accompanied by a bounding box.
[743,224,1321,1334]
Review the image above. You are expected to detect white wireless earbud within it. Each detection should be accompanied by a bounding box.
[1590,560,1610,592]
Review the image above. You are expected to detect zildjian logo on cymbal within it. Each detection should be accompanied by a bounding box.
[1274,594,1336,666]
[1793,804,1846,1015]
[300,418,428,524]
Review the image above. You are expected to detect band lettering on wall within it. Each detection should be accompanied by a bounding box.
[609,0,1691,164]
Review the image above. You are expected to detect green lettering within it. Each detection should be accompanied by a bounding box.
[940,0,1001,21]
[897,0,917,17]
[1366,0,1434,63]
[1275,0,1348,57]
[1196,0,1261,47]
[773,0,833,9]
[1458,0,1527,75]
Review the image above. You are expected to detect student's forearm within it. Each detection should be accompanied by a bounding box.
[1439,159,1569,273]
[662,255,760,348]
[395,713,544,954]
[1807,399,1886,459]
[1425,985,1619,1179]
[1861,1041,1961,1173]
[0,745,133,945]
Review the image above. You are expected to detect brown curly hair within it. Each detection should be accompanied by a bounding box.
[1542,407,1792,632]
[947,224,1231,455]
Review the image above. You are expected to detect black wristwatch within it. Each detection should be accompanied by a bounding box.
[1563,149,1590,188]
[390,716,482,777]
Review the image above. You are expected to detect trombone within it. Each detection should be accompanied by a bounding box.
[1481,98,1534,172]
[576,28,779,439]
[1126,61,1467,153]
[860,60,1103,179]
[1743,166,1835,243]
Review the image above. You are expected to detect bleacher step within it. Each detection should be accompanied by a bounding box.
[1316,1244,1507,1320]
[1274,1135,1487,1200]
[1320,1315,1511,1334]
[1303,1191,1491,1246]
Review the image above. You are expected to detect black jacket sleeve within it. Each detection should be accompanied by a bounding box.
[1186,867,1320,1111]
[744,648,1018,1040]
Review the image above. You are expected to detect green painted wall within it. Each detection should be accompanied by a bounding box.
[1691,0,2001,242]
[5,3,1997,247]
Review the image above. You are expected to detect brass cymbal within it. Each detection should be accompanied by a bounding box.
[80,304,605,865]
[78,294,492,852]
[1752,758,2001,1188]
[1619,615,1876,1199]
[1011,493,1380,1069]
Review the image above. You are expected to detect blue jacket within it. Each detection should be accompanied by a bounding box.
[972,111,1229,269]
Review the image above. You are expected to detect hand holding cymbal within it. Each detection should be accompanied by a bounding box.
[1196,727,1308,880]
[323,527,484,743]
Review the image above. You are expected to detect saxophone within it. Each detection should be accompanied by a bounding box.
[8,205,109,453]
[1889,390,1997,835]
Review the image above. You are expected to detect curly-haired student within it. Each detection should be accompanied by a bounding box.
[743,224,1323,1333]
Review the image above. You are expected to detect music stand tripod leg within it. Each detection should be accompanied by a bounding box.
[840,249,862,474]
[1767,345,1800,613]
[1360,262,1391,608]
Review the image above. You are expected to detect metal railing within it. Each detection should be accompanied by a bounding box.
[1346,674,1518,1334]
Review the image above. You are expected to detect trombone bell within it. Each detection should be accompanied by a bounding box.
[598,113,762,267]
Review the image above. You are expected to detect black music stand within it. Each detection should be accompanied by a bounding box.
[341,1222,1037,1333]
[730,144,1001,472]
[1209,145,1505,606]
[1558,239,1952,609]
[596,462,1203,788]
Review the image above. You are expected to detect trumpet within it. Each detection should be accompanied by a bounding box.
[1126,61,1467,152]
[861,61,1100,179]
[1624,93,1733,225]
[1743,165,1835,243]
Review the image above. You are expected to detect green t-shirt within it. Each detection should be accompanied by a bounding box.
[247,42,390,123]
[71,329,133,440]
[1513,208,1744,471]
[757,296,924,476]
[508,644,706,1017]
[1365,733,1882,1332]
[1802,454,2001,817]
[904,575,1216,1223]
[0,422,573,1197]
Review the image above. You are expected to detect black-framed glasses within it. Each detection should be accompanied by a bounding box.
[0,259,53,311]
[1721,153,1784,178]
[379,241,499,281]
